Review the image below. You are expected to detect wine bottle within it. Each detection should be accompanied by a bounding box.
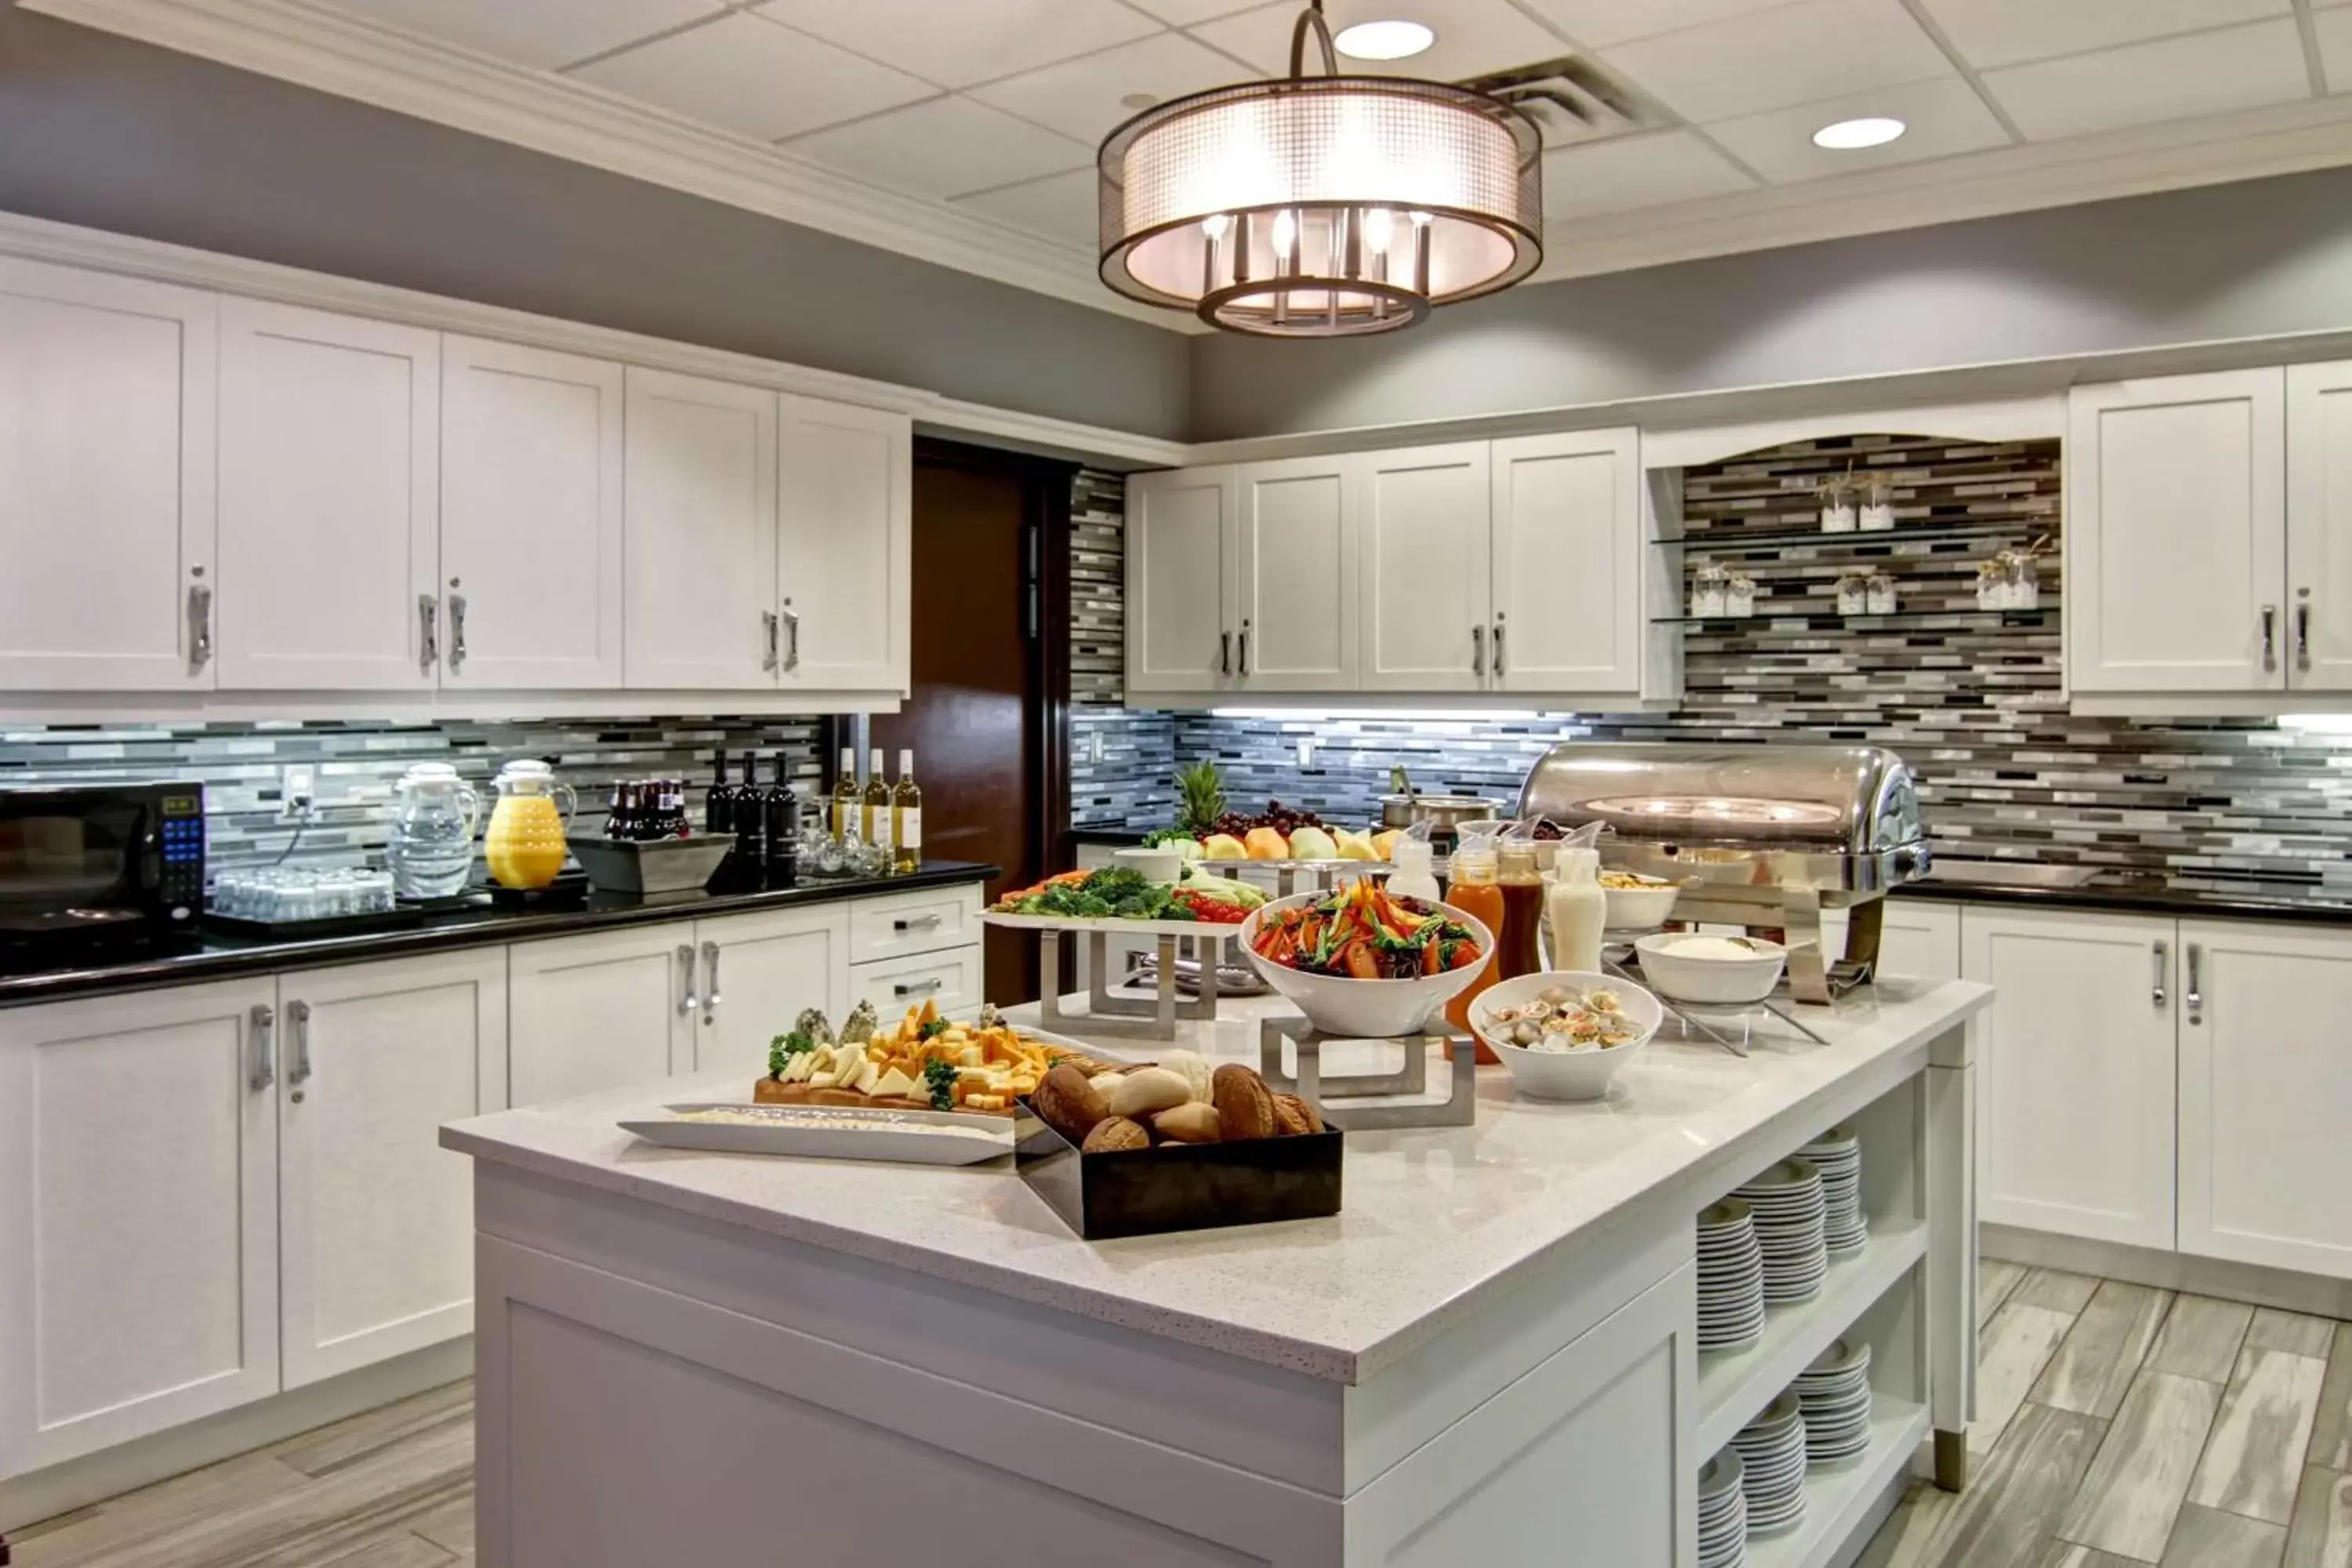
[862,747,893,862]
[891,750,920,876]
[706,753,734,837]
[763,755,799,886]
[830,747,858,844]
[606,782,632,841]
[730,757,765,877]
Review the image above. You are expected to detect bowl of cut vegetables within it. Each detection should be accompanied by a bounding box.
[1240,880,1492,1039]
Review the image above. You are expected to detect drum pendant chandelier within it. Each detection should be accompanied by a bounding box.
[1096,0,1544,338]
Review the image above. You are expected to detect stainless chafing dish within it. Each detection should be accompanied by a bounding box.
[1517,742,1932,1004]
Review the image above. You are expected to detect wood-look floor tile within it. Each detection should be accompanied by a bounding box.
[2057,1370,2224,1561]
[1853,1479,1959,1568]
[1984,1258,2031,1327]
[2034,1281,2175,1421]
[408,1490,477,1561]
[2190,1348,2332,1525]
[1976,1303,2080,1455]
[14,1454,316,1566]
[1918,1402,2106,1568]
[2151,1295,2259,1383]
[2305,1323,2352,1472]
[2014,1269,2104,1316]
[316,1534,456,1567]
[2251,1310,2341,1361]
[2038,1544,2143,1567]
[2165,1502,2287,1568]
[272,1381,474,1479]
[2286,1465,2352,1568]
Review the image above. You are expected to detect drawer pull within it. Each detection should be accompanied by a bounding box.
[892,913,943,932]
[892,978,944,997]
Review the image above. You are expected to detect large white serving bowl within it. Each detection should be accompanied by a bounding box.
[1237,889,1493,1039]
[1468,971,1662,1102]
[1634,931,1788,1005]
[1602,873,1682,932]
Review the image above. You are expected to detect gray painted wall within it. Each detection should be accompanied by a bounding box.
[1189,165,2352,440]
[0,10,1190,440]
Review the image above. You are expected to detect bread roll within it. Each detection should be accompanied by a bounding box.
[1272,1093,1324,1136]
[1033,1062,1108,1145]
[1103,1065,1192,1120]
[1152,1102,1223,1144]
[1212,1063,1278,1142]
[1156,1048,1216,1105]
[1081,1116,1151,1153]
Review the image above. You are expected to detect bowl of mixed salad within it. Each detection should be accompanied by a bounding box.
[1240,879,1491,1038]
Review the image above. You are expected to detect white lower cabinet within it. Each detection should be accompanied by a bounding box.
[508,926,689,1108]
[1877,901,1962,981]
[848,946,983,1022]
[687,906,849,1079]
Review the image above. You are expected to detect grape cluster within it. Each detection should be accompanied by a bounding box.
[1209,800,1325,837]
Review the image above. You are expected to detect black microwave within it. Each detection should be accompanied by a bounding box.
[0,782,205,953]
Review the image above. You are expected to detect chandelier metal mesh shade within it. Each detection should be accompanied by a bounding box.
[1097,5,1544,338]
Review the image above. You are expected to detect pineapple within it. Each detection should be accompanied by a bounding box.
[1174,759,1227,838]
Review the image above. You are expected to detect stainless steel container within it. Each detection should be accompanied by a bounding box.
[1516,742,1930,1002]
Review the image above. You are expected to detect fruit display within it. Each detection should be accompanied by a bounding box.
[754,1000,1114,1116]
[1027,1051,1326,1152]
[1154,796,1399,863]
[1249,878,1485,981]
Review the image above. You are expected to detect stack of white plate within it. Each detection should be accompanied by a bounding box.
[1794,1339,1875,1468]
[1732,1390,1808,1537]
[1801,1127,1868,1256]
[1736,1158,1828,1305]
[1697,1200,1767,1353]
[1697,1446,1748,1568]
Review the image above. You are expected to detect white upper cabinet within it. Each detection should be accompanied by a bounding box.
[778,395,909,692]
[441,336,625,690]
[1234,456,1357,691]
[1125,466,1236,695]
[2068,369,2286,694]
[1490,429,1642,696]
[0,258,217,691]
[624,368,780,691]
[1359,442,1492,693]
[2287,361,2352,691]
[217,300,440,691]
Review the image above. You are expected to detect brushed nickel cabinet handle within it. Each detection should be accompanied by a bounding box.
[761,610,779,672]
[1472,624,1485,676]
[1493,621,1506,677]
[2151,939,2166,1008]
[677,944,699,1016]
[893,978,943,997]
[189,584,213,670]
[288,999,313,1097]
[2299,601,2312,671]
[1221,630,1232,676]
[449,593,470,671]
[1239,624,1250,675]
[781,607,801,674]
[893,913,942,932]
[2262,605,2277,671]
[2186,942,2203,1021]
[249,1003,276,1092]
[418,595,439,673]
[701,941,722,1014]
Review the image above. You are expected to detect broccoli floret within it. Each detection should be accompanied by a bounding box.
[1068,893,1114,917]
[1085,866,1149,898]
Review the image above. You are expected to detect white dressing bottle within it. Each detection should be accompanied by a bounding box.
[1386,823,1442,902]
[1547,847,1607,975]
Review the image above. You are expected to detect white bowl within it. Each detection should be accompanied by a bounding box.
[1238,889,1493,1039]
[1112,844,1182,884]
[1635,932,1788,1005]
[1602,874,1682,932]
[1468,971,1662,1102]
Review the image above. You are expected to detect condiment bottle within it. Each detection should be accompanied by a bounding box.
[1385,823,1441,902]
[1442,822,1507,1057]
[1495,833,1545,982]
[1547,848,1607,975]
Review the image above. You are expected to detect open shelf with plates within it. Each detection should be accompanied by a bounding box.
[1746,1395,1933,1568]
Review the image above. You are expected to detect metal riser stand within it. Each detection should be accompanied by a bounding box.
[1038,929,1239,1040]
[1258,1014,1479,1129]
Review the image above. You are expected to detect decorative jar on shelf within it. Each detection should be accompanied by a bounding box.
[1691,564,1730,617]
[1726,572,1756,618]
[1818,476,1857,534]
[1865,572,1898,615]
[2008,552,2040,610]
[485,758,576,890]
[1860,474,1896,532]
[1835,571,1870,616]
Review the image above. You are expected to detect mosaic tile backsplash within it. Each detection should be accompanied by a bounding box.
[1075,438,2352,898]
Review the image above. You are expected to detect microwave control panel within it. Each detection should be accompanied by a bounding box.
[158,793,204,915]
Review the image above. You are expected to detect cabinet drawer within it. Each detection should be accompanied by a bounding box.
[849,946,982,1019]
[849,884,982,962]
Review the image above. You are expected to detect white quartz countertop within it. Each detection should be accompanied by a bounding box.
[443,978,1988,1383]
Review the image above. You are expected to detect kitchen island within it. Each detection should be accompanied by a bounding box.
[442,978,1988,1567]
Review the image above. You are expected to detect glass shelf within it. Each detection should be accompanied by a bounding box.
[1653,607,2057,630]
[1653,518,2048,554]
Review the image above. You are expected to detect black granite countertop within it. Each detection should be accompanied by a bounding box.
[0,860,1000,1008]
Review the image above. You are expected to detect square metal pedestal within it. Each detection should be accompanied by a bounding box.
[1038,928,1236,1040]
[1258,1014,1479,1130]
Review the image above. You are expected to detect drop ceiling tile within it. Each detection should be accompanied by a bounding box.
[1704,76,2009,182]
[2321,7,2352,89]
[971,31,1253,143]
[1124,0,1262,22]
[785,96,1092,199]
[1597,0,1954,122]
[1540,129,1759,216]
[572,13,936,141]
[751,0,1161,89]
[1920,0,2288,71]
[952,168,1102,245]
[321,0,722,71]
[1514,0,1814,51]
[1983,18,2312,140]
[1187,0,1571,82]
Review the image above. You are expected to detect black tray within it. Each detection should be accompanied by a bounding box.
[1012,1098,1342,1240]
[485,873,590,909]
[203,906,427,941]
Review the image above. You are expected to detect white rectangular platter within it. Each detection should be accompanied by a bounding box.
[619,1103,1013,1165]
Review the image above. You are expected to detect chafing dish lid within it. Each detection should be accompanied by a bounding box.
[1518,742,1922,852]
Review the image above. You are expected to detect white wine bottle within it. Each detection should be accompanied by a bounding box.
[862,746,893,861]
[891,750,920,875]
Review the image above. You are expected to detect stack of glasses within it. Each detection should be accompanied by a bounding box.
[1733,1390,1808,1538]
[1697,1200,1767,1353]
[1793,1338,1875,1468]
[1801,1127,1868,1257]
[1736,1158,1828,1305]
[1698,1447,1748,1568]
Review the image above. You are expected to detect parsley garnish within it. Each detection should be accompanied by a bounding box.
[923,1058,959,1112]
[767,1029,815,1080]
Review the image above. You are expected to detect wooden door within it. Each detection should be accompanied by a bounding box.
[778,395,910,692]
[1490,429,1642,696]
[1962,908,2177,1250]
[623,367,778,691]
[278,951,507,1388]
[2286,360,2352,691]
[1124,466,1235,695]
[1359,443,1492,692]
[2177,922,2352,1278]
[1233,456,1357,691]
[509,927,690,1107]
[216,299,439,690]
[0,256,217,691]
[441,336,625,688]
[691,907,850,1080]
[2068,370,2285,693]
[0,978,278,1477]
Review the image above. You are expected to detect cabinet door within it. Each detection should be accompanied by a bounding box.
[278,951,506,1389]
[1878,900,1961,981]
[217,299,439,690]
[623,368,779,690]
[441,336,625,688]
[848,946,984,1023]
[1124,466,1236,694]
[2069,370,2285,692]
[509,927,691,1107]
[778,395,910,691]
[1962,908,2176,1250]
[692,906,849,1080]
[2286,361,2352,690]
[0,256,216,691]
[2178,923,2352,1278]
[1359,443,1491,692]
[1490,429,1642,695]
[0,978,278,1477]
[1233,456,1356,691]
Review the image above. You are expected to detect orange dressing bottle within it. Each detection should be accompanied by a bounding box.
[1443,823,1508,1060]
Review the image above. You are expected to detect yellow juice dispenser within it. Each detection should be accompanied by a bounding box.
[485,759,576,890]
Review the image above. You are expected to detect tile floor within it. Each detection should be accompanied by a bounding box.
[10,1264,2352,1566]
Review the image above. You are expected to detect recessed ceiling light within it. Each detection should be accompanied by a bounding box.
[1334,20,1436,60]
[1812,116,1905,150]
